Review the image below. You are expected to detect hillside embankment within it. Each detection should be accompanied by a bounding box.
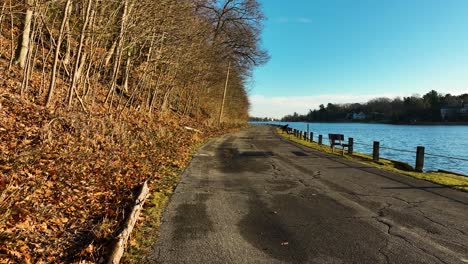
[0,10,248,264]
[0,71,243,262]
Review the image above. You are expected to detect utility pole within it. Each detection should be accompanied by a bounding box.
[218,61,231,125]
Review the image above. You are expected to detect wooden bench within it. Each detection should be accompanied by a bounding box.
[328,134,350,154]
[281,124,293,134]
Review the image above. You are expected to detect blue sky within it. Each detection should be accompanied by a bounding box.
[250,0,468,118]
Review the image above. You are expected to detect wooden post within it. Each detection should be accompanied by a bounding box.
[318,135,323,145]
[348,138,354,155]
[307,124,310,137]
[303,131,307,140]
[310,132,313,142]
[373,141,380,161]
[415,146,425,172]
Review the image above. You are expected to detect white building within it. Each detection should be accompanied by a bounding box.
[352,112,366,120]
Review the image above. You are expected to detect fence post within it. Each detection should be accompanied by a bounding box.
[373,141,380,161]
[348,138,354,155]
[318,135,323,145]
[415,146,425,172]
[310,132,314,142]
[303,131,307,141]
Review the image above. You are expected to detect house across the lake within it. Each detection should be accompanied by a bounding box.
[352,112,367,120]
[440,102,468,120]
[459,102,468,116]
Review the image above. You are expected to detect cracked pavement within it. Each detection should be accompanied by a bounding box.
[146,125,468,264]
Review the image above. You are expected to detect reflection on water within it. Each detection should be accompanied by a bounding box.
[253,122,468,175]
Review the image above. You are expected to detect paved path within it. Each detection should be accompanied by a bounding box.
[146,125,468,264]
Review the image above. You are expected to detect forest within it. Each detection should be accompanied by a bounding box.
[282,90,468,123]
[0,0,267,262]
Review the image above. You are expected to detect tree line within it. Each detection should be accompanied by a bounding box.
[282,90,468,123]
[1,0,268,124]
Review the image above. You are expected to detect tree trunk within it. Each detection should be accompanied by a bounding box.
[122,52,131,93]
[149,70,164,114]
[68,0,92,108]
[63,1,73,65]
[15,0,34,69]
[218,61,230,125]
[8,0,14,69]
[103,40,116,67]
[0,2,7,51]
[46,0,72,107]
[105,0,131,107]
[20,9,38,96]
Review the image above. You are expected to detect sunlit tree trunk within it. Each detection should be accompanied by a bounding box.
[15,0,34,69]
[68,0,93,109]
[46,0,72,107]
[63,1,73,65]
[105,0,132,108]
[218,61,230,124]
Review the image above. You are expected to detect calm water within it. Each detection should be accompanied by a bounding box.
[253,122,468,175]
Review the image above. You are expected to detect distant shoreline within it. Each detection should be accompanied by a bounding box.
[263,120,468,126]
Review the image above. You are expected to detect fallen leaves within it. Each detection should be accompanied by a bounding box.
[0,87,236,263]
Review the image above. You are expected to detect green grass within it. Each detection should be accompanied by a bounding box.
[121,166,181,263]
[122,140,206,263]
[277,129,468,192]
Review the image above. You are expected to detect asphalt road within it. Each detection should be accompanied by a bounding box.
[146,125,468,264]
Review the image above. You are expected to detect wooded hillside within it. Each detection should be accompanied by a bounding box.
[0,0,267,262]
[282,90,468,123]
[1,0,267,121]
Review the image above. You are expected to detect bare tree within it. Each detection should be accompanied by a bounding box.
[46,0,72,107]
[14,0,34,68]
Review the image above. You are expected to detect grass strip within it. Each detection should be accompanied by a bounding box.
[276,129,468,192]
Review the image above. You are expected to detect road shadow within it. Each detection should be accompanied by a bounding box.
[172,193,214,242]
[216,139,272,173]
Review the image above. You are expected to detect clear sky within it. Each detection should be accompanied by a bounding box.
[249,0,468,118]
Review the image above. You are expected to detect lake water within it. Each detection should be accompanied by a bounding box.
[253,122,468,175]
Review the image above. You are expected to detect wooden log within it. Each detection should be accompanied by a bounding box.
[108,181,149,264]
[318,135,323,145]
[309,132,313,142]
[184,126,202,133]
